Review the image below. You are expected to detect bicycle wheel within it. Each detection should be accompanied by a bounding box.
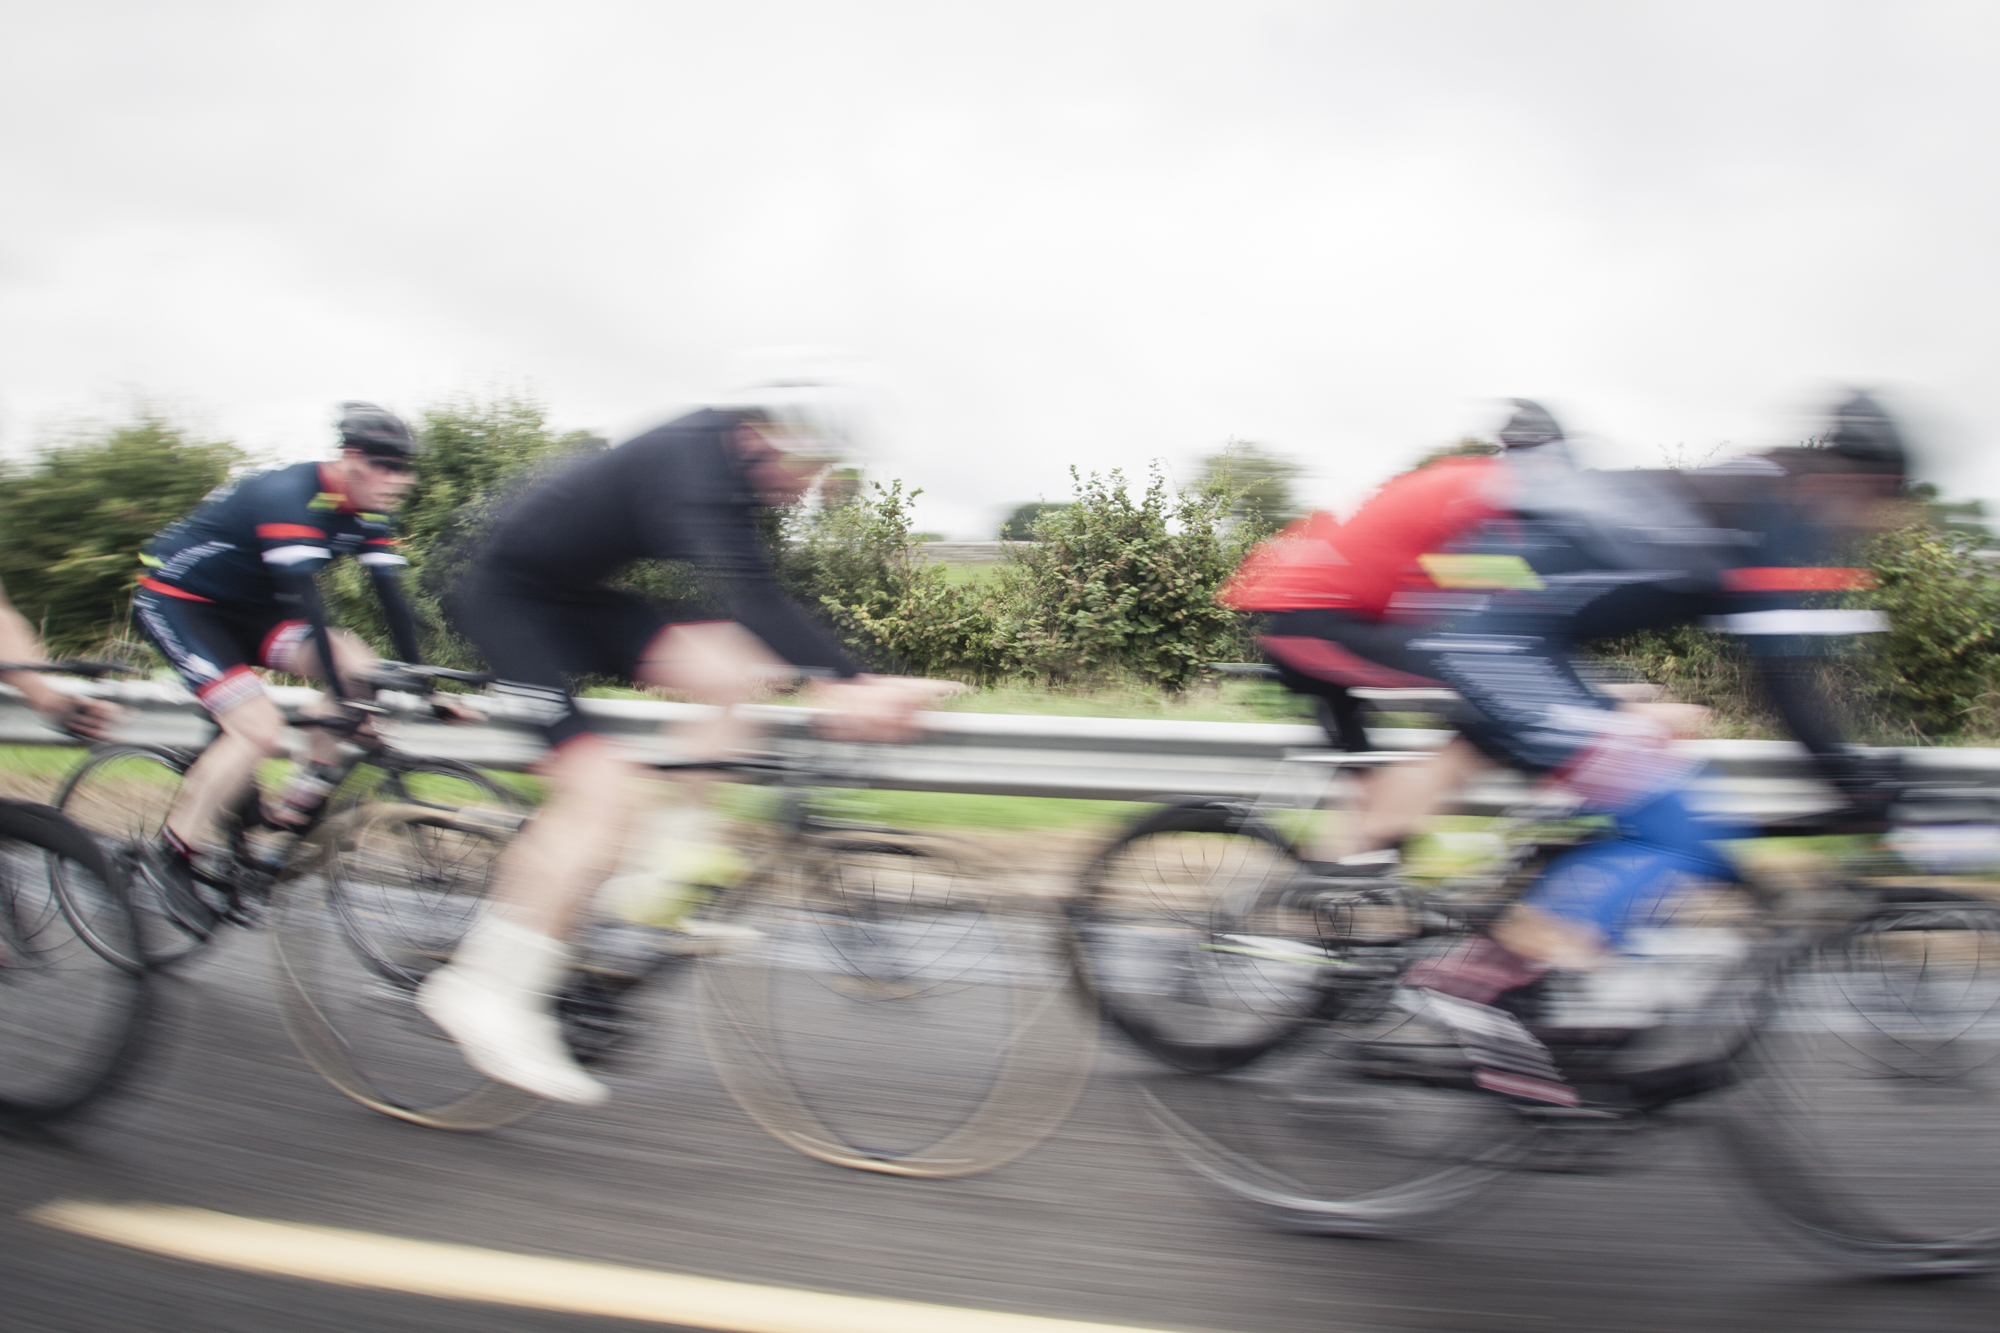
[337,753,526,822]
[1064,800,1371,1073]
[0,802,150,1124]
[699,827,1096,1177]
[269,800,538,1130]
[1724,892,2000,1276]
[1137,1016,1535,1236]
[54,744,218,969]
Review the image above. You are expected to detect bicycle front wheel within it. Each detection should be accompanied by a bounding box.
[0,803,150,1124]
[270,800,538,1130]
[1725,893,2000,1276]
[1065,801,1355,1073]
[700,828,1095,1177]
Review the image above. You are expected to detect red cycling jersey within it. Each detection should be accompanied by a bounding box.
[1219,456,1505,620]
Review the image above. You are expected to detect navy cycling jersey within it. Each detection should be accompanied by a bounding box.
[142,461,405,603]
[475,409,861,677]
[140,460,420,666]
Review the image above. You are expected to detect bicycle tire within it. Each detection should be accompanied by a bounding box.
[53,744,218,970]
[1136,1023,1535,1237]
[270,799,539,1130]
[1724,893,2000,1277]
[0,801,150,1124]
[699,827,1096,1177]
[1063,800,1357,1074]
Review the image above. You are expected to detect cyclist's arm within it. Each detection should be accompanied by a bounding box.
[642,440,863,678]
[0,580,67,715]
[268,565,347,702]
[360,539,423,667]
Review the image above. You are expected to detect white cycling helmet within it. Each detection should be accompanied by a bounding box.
[715,348,882,461]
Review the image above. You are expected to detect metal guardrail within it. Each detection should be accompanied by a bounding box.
[5,677,1998,817]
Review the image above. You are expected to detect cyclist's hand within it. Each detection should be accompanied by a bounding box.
[46,695,122,742]
[429,692,487,725]
[805,675,961,742]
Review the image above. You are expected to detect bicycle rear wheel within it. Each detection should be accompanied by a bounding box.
[1138,1016,1534,1236]
[700,827,1095,1176]
[0,803,149,1124]
[1725,893,2000,1276]
[1065,801,1376,1073]
[53,744,218,969]
[270,799,538,1130]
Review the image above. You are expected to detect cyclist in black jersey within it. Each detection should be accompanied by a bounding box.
[422,396,954,1104]
[132,402,468,896]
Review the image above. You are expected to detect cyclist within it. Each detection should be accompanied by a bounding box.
[132,402,462,915]
[422,389,953,1105]
[0,583,121,740]
[1386,390,1908,1106]
[1219,399,1572,871]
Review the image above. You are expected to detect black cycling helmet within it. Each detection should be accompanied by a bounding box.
[1497,398,1564,449]
[1821,389,1907,476]
[337,401,419,459]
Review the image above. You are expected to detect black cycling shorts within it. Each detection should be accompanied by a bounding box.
[132,588,312,715]
[450,569,723,747]
[1257,609,1448,752]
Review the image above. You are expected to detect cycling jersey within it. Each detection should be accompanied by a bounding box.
[451,409,861,746]
[142,461,408,606]
[137,460,420,708]
[1221,457,1507,620]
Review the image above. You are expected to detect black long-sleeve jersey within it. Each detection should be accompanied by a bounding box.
[141,460,421,665]
[477,409,860,676]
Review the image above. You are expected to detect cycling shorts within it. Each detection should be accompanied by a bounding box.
[132,588,313,715]
[1257,609,1448,752]
[450,569,723,747]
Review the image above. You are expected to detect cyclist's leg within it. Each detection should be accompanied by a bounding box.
[413,579,656,1103]
[1259,609,1489,864]
[1394,615,1743,1103]
[131,591,286,853]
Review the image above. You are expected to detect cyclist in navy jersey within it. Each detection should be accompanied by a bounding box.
[133,402,466,904]
[1390,390,1908,1108]
[420,394,955,1104]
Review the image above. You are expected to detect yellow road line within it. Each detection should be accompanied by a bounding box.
[32,1201,1214,1333]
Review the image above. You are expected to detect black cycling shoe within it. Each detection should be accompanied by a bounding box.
[135,837,221,937]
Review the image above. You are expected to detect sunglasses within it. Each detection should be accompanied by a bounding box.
[364,456,415,476]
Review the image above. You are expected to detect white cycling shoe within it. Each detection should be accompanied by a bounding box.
[416,916,609,1106]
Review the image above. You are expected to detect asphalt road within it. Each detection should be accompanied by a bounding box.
[3,926,1996,1333]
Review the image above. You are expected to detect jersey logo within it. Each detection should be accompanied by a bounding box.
[1417,553,1546,591]
[309,492,345,511]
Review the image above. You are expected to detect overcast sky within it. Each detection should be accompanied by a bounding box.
[5,1,1998,535]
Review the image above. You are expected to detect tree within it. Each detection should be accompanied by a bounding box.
[1193,440,1303,532]
[0,415,241,652]
[999,464,1252,690]
[1905,481,1991,542]
[998,502,1071,541]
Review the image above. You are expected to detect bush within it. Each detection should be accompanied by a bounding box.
[784,480,1005,679]
[997,465,1252,691]
[0,415,241,653]
[1861,523,2000,737]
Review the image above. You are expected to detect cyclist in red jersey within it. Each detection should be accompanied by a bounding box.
[1220,401,1567,871]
